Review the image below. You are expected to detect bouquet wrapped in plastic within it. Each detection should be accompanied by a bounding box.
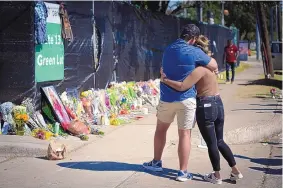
[81,90,94,119]
[68,120,90,136]
[32,128,53,140]
[0,102,15,130]
[12,105,29,135]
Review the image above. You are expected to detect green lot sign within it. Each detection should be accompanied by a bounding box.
[35,2,64,83]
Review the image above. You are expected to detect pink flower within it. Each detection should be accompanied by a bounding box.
[270,88,276,94]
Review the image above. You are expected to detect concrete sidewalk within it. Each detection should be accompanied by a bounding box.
[0,118,281,188]
[130,57,282,145]
[0,56,282,187]
[0,123,122,157]
[0,56,281,158]
[218,57,282,144]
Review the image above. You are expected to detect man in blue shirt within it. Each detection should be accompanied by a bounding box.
[143,24,218,181]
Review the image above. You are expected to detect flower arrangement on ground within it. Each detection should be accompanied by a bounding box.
[12,106,29,135]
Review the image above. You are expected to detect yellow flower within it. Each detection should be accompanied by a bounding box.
[15,114,21,120]
[81,91,88,97]
[110,118,120,126]
[45,131,53,140]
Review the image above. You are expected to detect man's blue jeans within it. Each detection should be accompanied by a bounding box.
[226,62,235,82]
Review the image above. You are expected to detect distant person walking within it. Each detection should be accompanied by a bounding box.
[224,39,239,84]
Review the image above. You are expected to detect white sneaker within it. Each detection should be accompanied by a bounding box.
[204,172,222,184]
[176,170,193,182]
[230,172,243,181]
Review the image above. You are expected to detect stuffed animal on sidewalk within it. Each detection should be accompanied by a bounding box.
[47,140,67,160]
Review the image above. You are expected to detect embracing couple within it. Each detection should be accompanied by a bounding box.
[143,24,243,184]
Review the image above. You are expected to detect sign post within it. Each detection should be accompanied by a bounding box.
[35,2,64,83]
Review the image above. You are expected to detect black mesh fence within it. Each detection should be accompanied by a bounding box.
[0,1,235,104]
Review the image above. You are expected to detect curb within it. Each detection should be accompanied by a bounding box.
[0,122,126,158]
[0,137,103,158]
[224,100,282,145]
[0,99,281,157]
[0,145,46,158]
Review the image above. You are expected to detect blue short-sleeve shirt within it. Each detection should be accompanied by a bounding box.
[160,39,211,102]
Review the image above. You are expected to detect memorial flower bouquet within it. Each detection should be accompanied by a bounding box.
[80,92,93,119]
[270,88,276,98]
[12,106,29,135]
[21,98,35,116]
[32,128,53,140]
[0,102,16,133]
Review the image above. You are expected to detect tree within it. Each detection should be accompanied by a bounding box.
[130,1,169,14]
[130,0,198,15]
[224,3,253,41]
[168,1,198,15]
[257,2,274,77]
[181,2,222,24]
[130,1,280,43]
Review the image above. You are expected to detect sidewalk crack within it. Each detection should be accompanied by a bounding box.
[114,172,138,188]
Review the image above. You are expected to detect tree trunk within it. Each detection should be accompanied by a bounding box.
[257,2,274,77]
[248,41,250,50]
[277,5,282,41]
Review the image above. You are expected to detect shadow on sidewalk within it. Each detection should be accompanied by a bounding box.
[231,108,278,111]
[57,161,206,182]
[249,103,282,107]
[234,155,282,175]
[234,155,282,166]
[237,79,282,90]
[231,101,282,114]
[249,167,282,175]
[256,110,282,114]
[231,108,281,114]
[259,141,282,145]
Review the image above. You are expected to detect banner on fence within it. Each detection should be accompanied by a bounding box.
[35,2,64,83]
[239,41,249,61]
